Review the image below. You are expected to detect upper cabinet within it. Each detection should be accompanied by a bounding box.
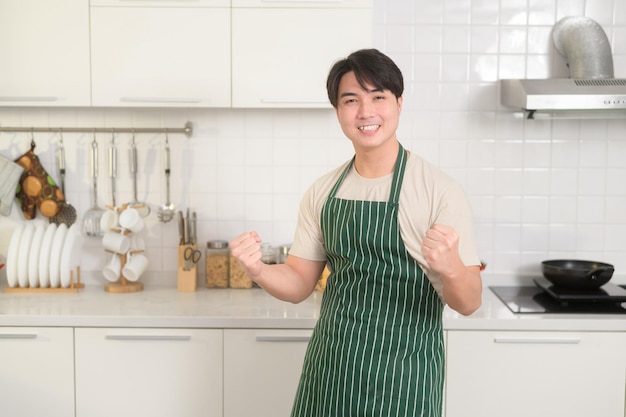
[0,0,372,108]
[0,0,91,106]
[231,0,373,108]
[90,0,231,107]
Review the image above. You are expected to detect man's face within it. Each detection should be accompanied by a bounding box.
[335,71,402,151]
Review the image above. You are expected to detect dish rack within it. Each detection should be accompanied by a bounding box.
[3,267,84,293]
[3,222,85,294]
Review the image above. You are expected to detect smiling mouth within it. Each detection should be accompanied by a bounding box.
[358,125,380,131]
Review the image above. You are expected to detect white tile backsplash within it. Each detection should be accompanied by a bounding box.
[1,0,625,287]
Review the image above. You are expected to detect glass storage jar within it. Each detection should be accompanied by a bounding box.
[260,242,277,265]
[205,240,229,288]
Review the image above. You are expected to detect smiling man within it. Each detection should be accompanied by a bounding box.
[230,48,482,417]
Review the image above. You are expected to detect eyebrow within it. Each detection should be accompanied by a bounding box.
[339,88,385,98]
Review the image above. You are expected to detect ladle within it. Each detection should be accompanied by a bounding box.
[157,133,175,223]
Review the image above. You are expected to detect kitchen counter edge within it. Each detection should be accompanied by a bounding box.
[0,285,624,332]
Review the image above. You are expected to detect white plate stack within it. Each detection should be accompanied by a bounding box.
[5,221,83,289]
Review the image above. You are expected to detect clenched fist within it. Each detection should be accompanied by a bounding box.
[229,231,263,278]
[421,224,465,279]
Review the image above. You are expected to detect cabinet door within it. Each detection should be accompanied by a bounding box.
[224,329,312,417]
[75,328,223,417]
[90,5,230,107]
[0,327,75,417]
[232,5,372,108]
[0,0,91,106]
[446,331,626,417]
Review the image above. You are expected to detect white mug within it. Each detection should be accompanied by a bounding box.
[122,253,149,282]
[100,209,119,232]
[102,254,121,282]
[102,231,130,254]
[119,208,144,233]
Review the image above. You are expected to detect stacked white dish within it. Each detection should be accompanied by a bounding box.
[5,221,82,289]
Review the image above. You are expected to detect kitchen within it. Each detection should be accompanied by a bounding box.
[1,0,626,417]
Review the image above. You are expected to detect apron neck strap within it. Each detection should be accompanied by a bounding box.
[328,143,408,203]
[389,144,407,204]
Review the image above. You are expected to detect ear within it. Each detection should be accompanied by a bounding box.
[397,95,403,112]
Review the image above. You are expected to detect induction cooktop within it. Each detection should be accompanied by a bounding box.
[489,280,626,314]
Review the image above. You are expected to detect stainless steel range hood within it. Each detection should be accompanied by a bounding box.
[501,78,626,116]
[500,16,626,119]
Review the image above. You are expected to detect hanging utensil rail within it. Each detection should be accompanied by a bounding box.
[0,121,193,138]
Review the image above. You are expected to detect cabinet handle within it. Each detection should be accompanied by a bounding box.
[260,98,328,105]
[0,97,58,102]
[261,0,344,3]
[494,337,581,344]
[0,334,38,339]
[120,97,202,104]
[256,335,311,342]
[105,335,192,341]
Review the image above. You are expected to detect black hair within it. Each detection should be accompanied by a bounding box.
[326,48,404,108]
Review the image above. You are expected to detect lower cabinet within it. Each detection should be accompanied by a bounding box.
[0,327,75,417]
[445,330,626,417]
[223,329,313,417]
[75,328,223,417]
[4,325,623,417]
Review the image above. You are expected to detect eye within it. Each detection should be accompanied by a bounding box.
[374,95,386,101]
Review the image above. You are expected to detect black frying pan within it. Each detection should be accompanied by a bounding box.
[541,260,614,290]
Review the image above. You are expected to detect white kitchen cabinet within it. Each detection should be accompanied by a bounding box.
[445,330,626,417]
[231,0,373,108]
[0,0,91,106]
[90,1,231,107]
[0,327,75,417]
[223,329,312,417]
[75,328,223,417]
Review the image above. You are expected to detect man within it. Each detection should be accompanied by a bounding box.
[230,48,482,417]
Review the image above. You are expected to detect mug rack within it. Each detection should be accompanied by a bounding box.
[104,250,144,294]
[103,204,145,293]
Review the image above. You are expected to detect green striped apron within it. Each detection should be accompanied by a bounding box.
[291,145,444,417]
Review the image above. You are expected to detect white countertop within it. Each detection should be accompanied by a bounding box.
[0,283,624,331]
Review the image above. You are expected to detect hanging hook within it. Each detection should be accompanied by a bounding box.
[131,128,136,146]
[30,128,36,150]
[165,129,170,146]
[92,129,97,146]
[59,127,64,146]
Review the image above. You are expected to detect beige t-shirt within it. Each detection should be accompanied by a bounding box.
[289,152,481,301]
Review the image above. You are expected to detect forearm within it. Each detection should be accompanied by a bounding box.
[441,265,482,316]
[251,262,318,304]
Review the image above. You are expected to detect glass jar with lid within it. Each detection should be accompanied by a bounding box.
[260,242,277,265]
[205,240,229,288]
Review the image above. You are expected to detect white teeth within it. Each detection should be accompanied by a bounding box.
[359,125,380,131]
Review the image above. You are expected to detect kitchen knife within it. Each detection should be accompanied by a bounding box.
[177,210,184,245]
[183,209,189,245]
[191,211,197,245]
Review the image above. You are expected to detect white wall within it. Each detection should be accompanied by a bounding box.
[1,0,625,287]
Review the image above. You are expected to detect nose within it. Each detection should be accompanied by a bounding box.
[357,99,375,118]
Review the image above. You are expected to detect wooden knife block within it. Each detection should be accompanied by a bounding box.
[177,244,198,292]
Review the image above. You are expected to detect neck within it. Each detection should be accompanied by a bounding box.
[353,140,400,178]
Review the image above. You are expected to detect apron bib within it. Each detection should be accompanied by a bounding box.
[291,145,445,417]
